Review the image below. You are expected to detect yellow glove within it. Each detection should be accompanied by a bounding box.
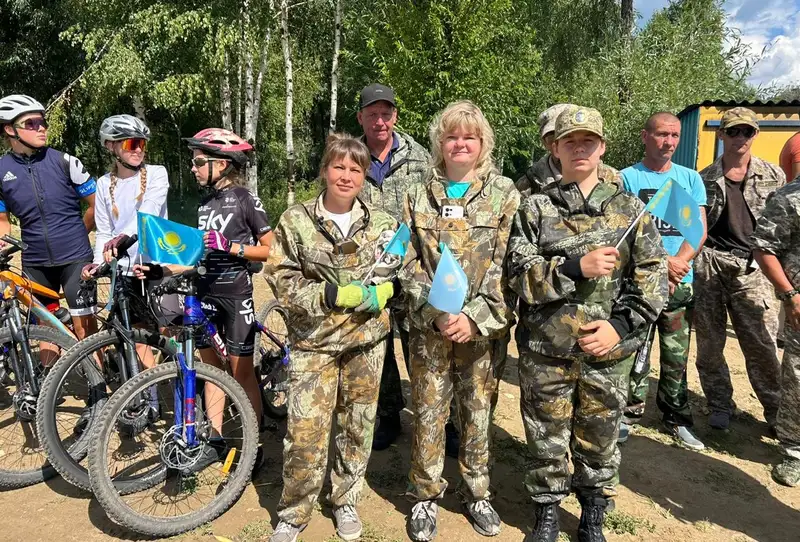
[375,281,394,311]
[336,282,368,309]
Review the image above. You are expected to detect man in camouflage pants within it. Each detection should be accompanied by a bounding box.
[508,107,668,542]
[620,112,707,451]
[752,182,800,487]
[695,107,786,432]
[516,103,620,198]
[355,83,435,450]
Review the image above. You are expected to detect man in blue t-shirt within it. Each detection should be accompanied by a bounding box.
[620,111,708,451]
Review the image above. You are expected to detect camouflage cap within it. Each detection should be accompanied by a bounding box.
[720,107,759,131]
[537,103,576,138]
[553,105,604,140]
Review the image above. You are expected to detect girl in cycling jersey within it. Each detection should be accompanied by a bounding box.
[136,128,272,470]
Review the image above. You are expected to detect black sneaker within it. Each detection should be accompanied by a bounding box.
[180,438,228,475]
[74,387,108,437]
[465,499,501,536]
[372,413,402,450]
[524,502,560,542]
[408,500,438,542]
[577,496,608,542]
[445,421,460,459]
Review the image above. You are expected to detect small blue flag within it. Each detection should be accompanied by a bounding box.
[428,243,468,314]
[645,179,704,250]
[137,212,205,266]
[384,223,411,257]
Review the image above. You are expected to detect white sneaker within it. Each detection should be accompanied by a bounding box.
[269,520,305,542]
[334,504,363,541]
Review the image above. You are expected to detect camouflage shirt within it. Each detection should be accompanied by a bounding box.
[508,173,668,362]
[399,172,521,339]
[515,153,621,198]
[265,194,397,355]
[701,155,786,230]
[752,181,800,288]
[358,130,430,222]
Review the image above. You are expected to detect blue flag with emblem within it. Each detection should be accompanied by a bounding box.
[384,223,411,257]
[137,212,205,266]
[428,243,469,314]
[644,179,704,250]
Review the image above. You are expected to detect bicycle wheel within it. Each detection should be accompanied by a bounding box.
[257,301,289,419]
[37,329,178,491]
[88,362,259,537]
[0,325,76,489]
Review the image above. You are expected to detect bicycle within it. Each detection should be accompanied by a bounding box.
[37,234,182,491]
[0,235,77,489]
[87,262,264,536]
[256,299,290,420]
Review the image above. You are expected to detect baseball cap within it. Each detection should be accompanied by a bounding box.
[553,105,604,140]
[719,107,759,131]
[537,103,576,138]
[359,84,396,109]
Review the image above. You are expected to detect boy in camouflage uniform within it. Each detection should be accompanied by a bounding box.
[508,106,668,542]
[752,182,800,487]
[695,107,785,431]
[266,135,400,542]
[401,101,520,541]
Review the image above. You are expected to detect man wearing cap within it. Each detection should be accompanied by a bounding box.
[508,105,667,542]
[355,83,434,450]
[516,103,621,198]
[619,112,707,451]
[695,106,786,432]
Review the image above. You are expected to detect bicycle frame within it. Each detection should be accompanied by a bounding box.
[0,274,75,339]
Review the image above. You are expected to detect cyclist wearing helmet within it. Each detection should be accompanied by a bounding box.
[136,128,272,470]
[0,94,98,339]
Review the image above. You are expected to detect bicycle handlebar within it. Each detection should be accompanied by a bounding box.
[0,235,28,260]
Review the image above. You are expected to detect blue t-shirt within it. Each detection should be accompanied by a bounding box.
[622,162,707,284]
[446,181,471,199]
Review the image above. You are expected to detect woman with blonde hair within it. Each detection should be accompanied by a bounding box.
[401,100,520,541]
[266,133,402,542]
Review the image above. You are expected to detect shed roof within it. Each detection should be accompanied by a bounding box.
[678,100,800,118]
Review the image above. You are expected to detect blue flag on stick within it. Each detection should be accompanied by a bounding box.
[644,179,704,250]
[384,223,411,257]
[428,244,468,314]
[137,212,205,266]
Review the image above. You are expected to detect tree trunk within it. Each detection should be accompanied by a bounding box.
[621,0,634,36]
[234,16,244,135]
[619,0,634,106]
[241,0,257,193]
[248,17,273,194]
[329,0,343,133]
[281,0,295,206]
[132,96,148,123]
[221,50,233,130]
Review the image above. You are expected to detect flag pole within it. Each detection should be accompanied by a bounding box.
[614,205,649,250]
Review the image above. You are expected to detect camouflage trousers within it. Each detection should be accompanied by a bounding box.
[694,248,781,425]
[277,339,386,525]
[407,330,507,502]
[520,348,634,504]
[625,282,695,427]
[778,327,800,461]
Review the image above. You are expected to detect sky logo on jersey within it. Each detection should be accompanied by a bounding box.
[2,172,17,182]
[138,212,204,266]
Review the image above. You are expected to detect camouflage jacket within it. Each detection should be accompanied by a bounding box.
[701,155,786,230]
[752,181,800,288]
[265,193,397,355]
[358,131,430,222]
[515,153,621,198]
[399,172,521,339]
[508,173,668,362]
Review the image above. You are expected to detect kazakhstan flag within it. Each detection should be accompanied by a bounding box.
[428,243,469,314]
[645,179,704,250]
[137,212,205,266]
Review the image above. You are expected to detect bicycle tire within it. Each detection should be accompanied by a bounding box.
[0,325,76,489]
[36,329,178,491]
[257,300,289,419]
[88,362,259,537]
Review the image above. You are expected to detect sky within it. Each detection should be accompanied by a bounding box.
[638,0,800,89]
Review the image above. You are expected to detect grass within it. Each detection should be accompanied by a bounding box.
[492,435,533,469]
[365,447,407,489]
[604,510,657,535]
[694,519,715,532]
[319,520,403,542]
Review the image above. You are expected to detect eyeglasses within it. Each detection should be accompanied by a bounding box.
[14,118,48,131]
[724,126,756,139]
[191,157,225,168]
[120,138,147,152]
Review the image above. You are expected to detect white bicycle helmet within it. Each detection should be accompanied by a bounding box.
[0,94,45,124]
[99,114,151,146]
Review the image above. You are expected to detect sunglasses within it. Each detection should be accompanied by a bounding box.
[15,118,48,131]
[191,157,225,168]
[724,126,756,139]
[120,138,147,152]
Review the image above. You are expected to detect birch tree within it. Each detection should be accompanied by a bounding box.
[281,0,296,205]
[329,0,343,133]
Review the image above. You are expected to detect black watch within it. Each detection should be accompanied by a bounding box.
[777,289,800,302]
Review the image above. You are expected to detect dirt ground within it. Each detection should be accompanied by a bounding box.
[2,280,799,542]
